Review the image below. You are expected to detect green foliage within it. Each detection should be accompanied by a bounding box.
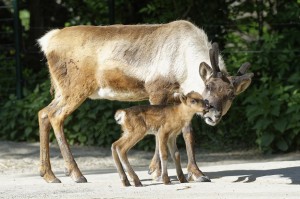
[0,54,16,102]
[0,81,51,141]
[243,31,300,152]
[245,83,300,153]
[223,1,300,153]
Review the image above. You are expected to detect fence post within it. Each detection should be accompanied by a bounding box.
[108,0,115,25]
[13,0,23,99]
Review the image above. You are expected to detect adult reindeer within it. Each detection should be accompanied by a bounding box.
[38,20,253,183]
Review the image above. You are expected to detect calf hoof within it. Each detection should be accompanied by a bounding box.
[134,182,143,187]
[148,168,154,175]
[122,179,131,187]
[179,176,188,183]
[75,176,88,183]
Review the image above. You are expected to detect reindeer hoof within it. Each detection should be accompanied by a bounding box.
[162,175,171,185]
[163,180,172,185]
[75,176,88,183]
[50,178,61,183]
[195,176,211,182]
[40,169,61,183]
[187,172,211,182]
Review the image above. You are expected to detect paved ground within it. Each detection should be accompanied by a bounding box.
[0,141,299,199]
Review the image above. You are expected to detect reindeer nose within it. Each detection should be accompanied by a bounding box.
[215,112,222,119]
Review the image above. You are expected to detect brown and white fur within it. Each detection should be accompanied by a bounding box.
[112,92,208,186]
[37,20,253,183]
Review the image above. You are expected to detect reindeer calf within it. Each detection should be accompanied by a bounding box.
[112,92,208,187]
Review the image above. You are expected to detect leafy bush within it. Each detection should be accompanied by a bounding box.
[0,81,51,141]
[245,83,300,153]
[243,33,300,153]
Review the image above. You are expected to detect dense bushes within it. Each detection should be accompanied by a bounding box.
[244,32,300,153]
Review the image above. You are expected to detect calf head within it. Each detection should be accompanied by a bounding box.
[199,43,254,126]
[179,91,210,114]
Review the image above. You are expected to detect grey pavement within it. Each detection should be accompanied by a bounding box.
[0,141,299,199]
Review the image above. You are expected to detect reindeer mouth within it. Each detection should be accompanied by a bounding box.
[204,116,219,126]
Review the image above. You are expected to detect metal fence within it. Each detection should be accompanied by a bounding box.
[0,0,22,104]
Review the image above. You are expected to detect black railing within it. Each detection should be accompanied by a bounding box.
[0,0,22,104]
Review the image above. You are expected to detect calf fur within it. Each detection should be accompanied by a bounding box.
[112,92,208,186]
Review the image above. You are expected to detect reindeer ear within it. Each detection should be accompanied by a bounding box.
[199,62,213,81]
[179,94,187,104]
[233,73,253,95]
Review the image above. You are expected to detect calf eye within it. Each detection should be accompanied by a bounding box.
[191,99,197,104]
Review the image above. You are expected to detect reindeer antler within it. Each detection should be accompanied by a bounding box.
[237,62,251,76]
[209,42,221,75]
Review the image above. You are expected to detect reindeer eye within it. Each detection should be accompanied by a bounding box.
[206,84,211,90]
[228,92,235,100]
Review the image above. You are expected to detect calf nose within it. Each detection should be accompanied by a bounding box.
[204,99,210,108]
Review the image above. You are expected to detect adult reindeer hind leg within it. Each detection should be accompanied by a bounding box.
[38,31,98,183]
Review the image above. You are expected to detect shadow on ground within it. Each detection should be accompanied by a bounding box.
[206,166,300,184]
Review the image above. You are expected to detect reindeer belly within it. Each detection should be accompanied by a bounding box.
[89,68,148,101]
[89,87,148,101]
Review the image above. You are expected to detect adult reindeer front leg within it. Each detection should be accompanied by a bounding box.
[182,124,210,182]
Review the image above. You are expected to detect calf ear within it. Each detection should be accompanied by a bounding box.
[179,94,187,105]
[233,73,253,95]
[199,62,213,82]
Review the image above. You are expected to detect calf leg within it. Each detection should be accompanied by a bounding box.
[148,135,161,179]
[147,91,168,179]
[158,132,171,185]
[111,140,130,187]
[113,132,144,187]
[167,135,187,183]
[182,124,210,182]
